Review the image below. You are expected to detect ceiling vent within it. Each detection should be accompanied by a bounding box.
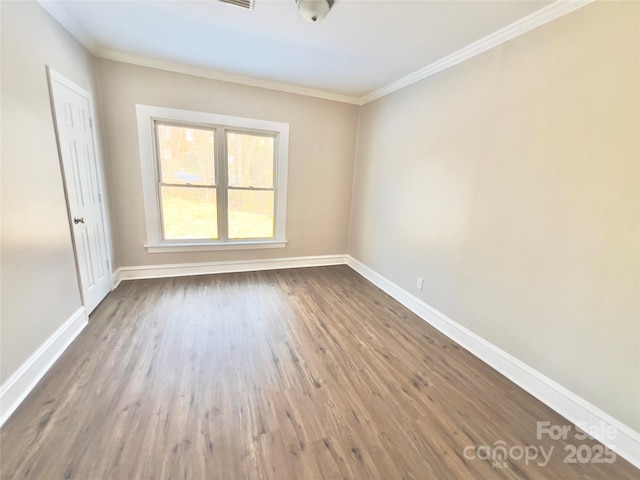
[218,0,254,10]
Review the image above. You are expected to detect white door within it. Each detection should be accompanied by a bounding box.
[48,69,111,314]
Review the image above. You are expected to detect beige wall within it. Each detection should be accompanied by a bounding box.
[96,60,359,268]
[0,1,97,383]
[2,0,637,438]
[349,1,640,430]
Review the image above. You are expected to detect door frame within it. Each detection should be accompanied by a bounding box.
[46,66,114,309]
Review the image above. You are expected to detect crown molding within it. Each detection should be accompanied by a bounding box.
[359,0,595,105]
[36,0,100,54]
[37,0,593,106]
[96,48,361,105]
[35,0,359,104]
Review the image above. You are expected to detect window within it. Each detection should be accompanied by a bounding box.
[136,105,288,252]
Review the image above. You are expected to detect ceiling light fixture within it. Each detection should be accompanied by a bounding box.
[296,0,334,23]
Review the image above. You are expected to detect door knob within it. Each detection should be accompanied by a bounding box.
[74,217,85,224]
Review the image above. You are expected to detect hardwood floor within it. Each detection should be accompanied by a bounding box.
[1,266,637,479]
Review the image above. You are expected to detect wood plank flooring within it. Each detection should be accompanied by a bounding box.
[1,266,637,479]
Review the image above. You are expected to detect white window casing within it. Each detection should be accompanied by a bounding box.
[136,104,289,253]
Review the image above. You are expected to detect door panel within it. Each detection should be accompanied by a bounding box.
[49,70,111,314]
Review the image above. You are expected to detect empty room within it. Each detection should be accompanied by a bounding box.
[1,0,638,478]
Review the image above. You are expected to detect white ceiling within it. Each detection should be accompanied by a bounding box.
[42,0,569,102]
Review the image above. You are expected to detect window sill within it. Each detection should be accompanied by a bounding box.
[145,240,287,253]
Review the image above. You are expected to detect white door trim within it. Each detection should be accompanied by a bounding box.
[46,67,114,309]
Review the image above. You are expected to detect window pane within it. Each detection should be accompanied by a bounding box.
[161,186,218,240]
[227,132,274,189]
[156,124,215,186]
[228,190,274,239]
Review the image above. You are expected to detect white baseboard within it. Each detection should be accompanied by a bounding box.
[346,256,640,469]
[0,307,88,427]
[112,254,349,289]
[5,257,635,467]
[107,254,639,468]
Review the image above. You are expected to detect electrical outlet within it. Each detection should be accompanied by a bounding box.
[416,277,424,290]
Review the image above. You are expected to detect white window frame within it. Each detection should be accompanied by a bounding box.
[136,105,289,253]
